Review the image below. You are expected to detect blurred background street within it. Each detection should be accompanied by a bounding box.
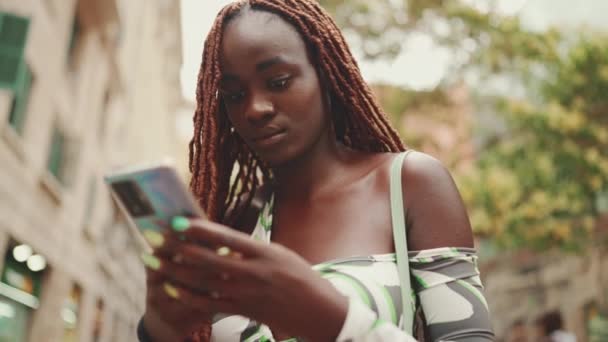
[0,0,607,341]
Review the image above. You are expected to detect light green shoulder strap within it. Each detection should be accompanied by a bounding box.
[389,150,415,334]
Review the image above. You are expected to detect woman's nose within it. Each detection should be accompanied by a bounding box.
[245,94,275,125]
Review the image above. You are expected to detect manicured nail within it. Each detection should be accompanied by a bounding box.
[171,216,190,232]
[142,230,165,248]
[141,253,161,270]
[163,283,180,299]
[216,246,232,256]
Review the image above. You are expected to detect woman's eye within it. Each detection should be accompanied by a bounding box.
[223,91,245,104]
[268,76,291,90]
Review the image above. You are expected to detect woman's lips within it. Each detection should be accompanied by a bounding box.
[252,130,287,148]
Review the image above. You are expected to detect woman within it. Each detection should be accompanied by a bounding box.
[138,0,494,341]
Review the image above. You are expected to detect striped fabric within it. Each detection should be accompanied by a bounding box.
[211,195,494,341]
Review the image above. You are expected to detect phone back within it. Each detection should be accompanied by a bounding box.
[104,165,202,250]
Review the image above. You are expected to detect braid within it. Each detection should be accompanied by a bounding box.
[187,1,405,339]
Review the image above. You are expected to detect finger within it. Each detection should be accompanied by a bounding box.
[141,253,166,284]
[147,282,178,308]
[171,217,264,257]
[156,257,223,291]
[198,276,255,299]
[165,282,234,314]
[146,268,165,285]
[176,242,255,278]
[151,232,186,257]
[151,230,219,262]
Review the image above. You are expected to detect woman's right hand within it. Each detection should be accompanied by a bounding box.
[140,230,214,341]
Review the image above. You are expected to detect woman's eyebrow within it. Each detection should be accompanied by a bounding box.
[221,56,292,81]
[256,56,288,72]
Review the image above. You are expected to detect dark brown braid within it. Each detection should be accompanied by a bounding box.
[187,1,405,340]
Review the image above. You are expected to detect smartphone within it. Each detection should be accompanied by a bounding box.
[104,162,205,252]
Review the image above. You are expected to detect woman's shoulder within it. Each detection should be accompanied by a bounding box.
[398,150,451,184]
[392,150,475,250]
[373,150,450,187]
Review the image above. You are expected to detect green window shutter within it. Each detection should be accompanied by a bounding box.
[47,128,66,184]
[0,13,30,89]
[8,64,31,133]
[68,17,80,61]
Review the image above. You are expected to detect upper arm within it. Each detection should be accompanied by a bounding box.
[400,152,474,250]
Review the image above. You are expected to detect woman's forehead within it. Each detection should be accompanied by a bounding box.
[220,10,309,68]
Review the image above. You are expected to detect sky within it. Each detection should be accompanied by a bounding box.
[179,0,608,103]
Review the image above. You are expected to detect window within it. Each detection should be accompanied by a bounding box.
[7,65,31,134]
[45,124,80,187]
[67,14,81,67]
[47,127,66,184]
[0,13,31,134]
[92,299,104,342]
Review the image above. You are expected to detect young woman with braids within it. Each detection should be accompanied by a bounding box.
[138,0,494,341]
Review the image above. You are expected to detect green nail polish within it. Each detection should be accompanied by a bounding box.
[141,253,161,270]
[164,283,180,299]
[216,246,232,256]
[143,231,165,248]
[171,216,190,232]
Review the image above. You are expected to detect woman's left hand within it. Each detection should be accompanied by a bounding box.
[156,216,348,341]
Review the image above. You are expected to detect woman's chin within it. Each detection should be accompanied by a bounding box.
[255,147,298,169]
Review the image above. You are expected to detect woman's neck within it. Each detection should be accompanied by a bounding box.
[272,132,355,201]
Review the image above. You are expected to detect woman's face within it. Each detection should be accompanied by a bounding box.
[219,10,330,166]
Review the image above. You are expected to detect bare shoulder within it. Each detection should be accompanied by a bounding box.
[399,151,474,250]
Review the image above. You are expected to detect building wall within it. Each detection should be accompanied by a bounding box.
[483,247,608,341]
[0,0,183,341]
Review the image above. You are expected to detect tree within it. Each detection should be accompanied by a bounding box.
[319,0,608,251]
[319,0,559,73]
[459,36,608,251]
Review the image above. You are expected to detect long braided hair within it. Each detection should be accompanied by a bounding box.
[190,0,405,229]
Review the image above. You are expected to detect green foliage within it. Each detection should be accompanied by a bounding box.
[319,0,608,252]
[460,36,608,251]
[371,84,449,130]
[319,0,559,72]
[590,314,608,342]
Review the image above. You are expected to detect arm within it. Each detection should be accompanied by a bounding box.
[402,152,493,341]
[335,152,494,341]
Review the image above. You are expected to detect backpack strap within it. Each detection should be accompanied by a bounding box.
[389,150,415,334]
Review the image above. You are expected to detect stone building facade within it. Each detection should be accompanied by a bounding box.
[482,228,608,341]
[0,0,183,341]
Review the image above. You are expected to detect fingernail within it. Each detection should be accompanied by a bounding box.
[141,253,161,270]
[171,216,190,232]
[142,230,165,248]
[163,283,180,299]
[216,246,232,256]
